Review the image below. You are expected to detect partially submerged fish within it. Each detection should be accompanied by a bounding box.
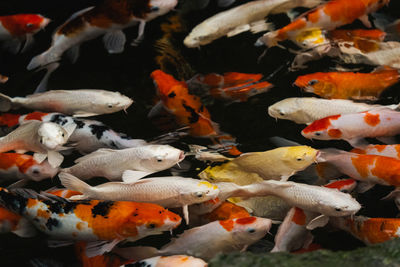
[268,97,399,125]
[294,67,400,100]
[0,90,133,117]
[62,145,185,181]
[184,0,322,47]
[59,172,219,224]
[0,121,75,167]
[130,255,207,267]
[0,187,181,257]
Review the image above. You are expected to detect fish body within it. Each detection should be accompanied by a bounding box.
[329,28,386,53]
[351,144,400,159]
[294,68,399,100]
[301,109,400,147]
[231,196,290,220]
[268,97,398,125]
[257,0,389,48]
[0,152,58,182]
[131,255,207,267]
[63,145,184,181]
[0,90,133,117]
[0,187,181,256]
[196,201,250,225]
[0,14,50,53]
[0,112,147,154]
[330,216,400,245]
[184,0,322,47]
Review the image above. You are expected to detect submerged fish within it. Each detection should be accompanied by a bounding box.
[0,90,133,117]
[62,145,185,181]
[294,67,400,100]
[0,187,181,257]
[184,0,322,47]
[115,217,272,261]
[0,14,50,53]
[129,255,207,267]
[268,97,399,125]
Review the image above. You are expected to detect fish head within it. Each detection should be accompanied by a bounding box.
[268,98,302,122]
[321,193,361,217]
[281,146,320,171]
[147,0,178,20]
[139,145,185,172]
[99,91,133,114]
[294,73,336,97]
[37,122,69,150]
[182,181,220,205]
[231,217,272,245]
[10,14,50,35]
[24,160,59,181]
[301,115,342,140]
[183,20,220,48]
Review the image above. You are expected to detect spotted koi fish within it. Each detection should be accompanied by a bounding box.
[0,112,147,154]
[150,69,241,155]
[0,187,181,257]
[0,14,50,53]
[330,216,400,245]
[272,179,357,252]
[187,72,274,104]
[256,0,389,48]
[351,144,400,159]
[294,67,399,100]
[301,109,400,147]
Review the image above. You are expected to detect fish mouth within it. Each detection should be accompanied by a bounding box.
[303,86,314,93]
[178,151,185,162]
[314,150,325,163]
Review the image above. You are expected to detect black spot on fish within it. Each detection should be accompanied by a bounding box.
[92,201,114,218]
[50,114,69,126]
[199,105,204,112]
[168,91,176,98]
[182,103,199,124]
[89,124,110,139]
[45,218,60,231]
[124,261,150,267]
[0,189,28,215]
[73,119,85,129]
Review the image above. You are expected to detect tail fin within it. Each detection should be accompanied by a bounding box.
[0,93,13,112]
[58,172,91,195]
[113,246,159,261]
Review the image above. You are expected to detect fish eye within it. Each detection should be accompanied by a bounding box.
[157,159,163,162]
[308,79,318,86]
[195,192,204,198]
[296,157,303,161]
[147,223,156,229]
[150,6,160,12]
[107,104,113,108]
[39,138,44,144]
[335,208,342,212]
[315,132,321,136]
[32,169,40,175]
[342,190,349,193]
[62,133,65,137]
[279,111,285,116]
[247,228,256,233]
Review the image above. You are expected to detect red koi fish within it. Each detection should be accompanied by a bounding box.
[151,70,241,155]
[0,187,181,257]
[351,144,400,159]
[301,109,400,147]
[257,0,389,48]
[0,14,50,53]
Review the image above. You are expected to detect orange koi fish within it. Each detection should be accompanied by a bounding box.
[0,187,181,257]
[0,14,50,53]
[301,109,400,147]
[331,216,400,245]
[187,72,274,103]
[351,144,400,159]
[151,70,241,155]
[294,67,399,100]
[257,0,389,48]
[272,179,357,252]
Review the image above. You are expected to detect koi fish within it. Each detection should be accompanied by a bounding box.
[150,69,241,155]
[330,216,400,245]
[268,97,399,125]
[256,0,389,48]
[59,172,219,224]
[301,109,400,147]
[0,90,133,117]
[351,144,400,159]
[114,217,272,261]
[187,72,274,103]
[0,152,58,182]
[0,206,36,237]
[62,144,185,181]
[46,188,82,199]
[294,67,400,100]
[0,112,147,154]
[183,0,322,47]
[272,179,357,252]
[129,255,207,267]
[195,201,250,225]
[0,121,76,168]
[0,187,181,257]
[27,0,178,93]
[0,14,50,53]
[199,146,320,183]
[329,29,386,53]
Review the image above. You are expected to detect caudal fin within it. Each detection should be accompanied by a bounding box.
[58,172,91,195]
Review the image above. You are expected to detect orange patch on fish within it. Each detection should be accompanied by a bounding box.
[292,208,306,225]
[395,145,400,159]
[350,218,400,244]
[37,209,50,219]
[24,112,48,121]
[364,113,380,126]
[219,219,235,232]
[370,156,400,186]
[351,155,375,178]
[351,148,366,154]
[277,20,306,40]
[181,256,189,262]
[302,115,340,134]
[324,179,356,190]
[0,14,44,36]
[0,113,21,127]
[26,198,38,208]
[328,129,342,138]
[0,206,21,230]
[204,202,250,222]
[308,10,320,23]
[236,216,257,225]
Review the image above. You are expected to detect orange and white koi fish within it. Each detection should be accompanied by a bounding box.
[330,216,400,245]
[0,206,36,237]
[0,112,147,154]
[351,144,400,159]
[27,0,177,93]
[187,72,274,103]
[0,14,50,53]
[150,69,241,155]
[194,201,250,226]
[46,188,82,199]
[256,0,389,48]
[301,109,400,147]
[294,67,399,100]
[114,217,272,261]
[0,187,181,257]
[272,179,357,252]
[130,255,207,267]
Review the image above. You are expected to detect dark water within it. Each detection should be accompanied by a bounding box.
[1,0,400,266]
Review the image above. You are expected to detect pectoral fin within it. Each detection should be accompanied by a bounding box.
[250,21,274,34]
[47,151,64,168]
[63,122,77,139]
[103,30,126,54]
[359,14,372,28]
[226,24,251,37]
[121,170,151,182]
[34,153,47,163]
[183,205,189,225]
[84,239,121,258]
[306,214,329,230]
[356,182,375,193]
